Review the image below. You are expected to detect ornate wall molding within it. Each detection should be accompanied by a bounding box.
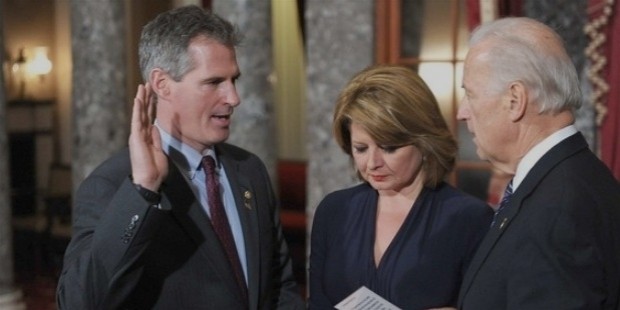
[585,0,616,126]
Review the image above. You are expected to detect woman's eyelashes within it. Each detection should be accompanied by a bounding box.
[352,144,400,154]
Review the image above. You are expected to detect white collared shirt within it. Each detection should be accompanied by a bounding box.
[153,120,248,283]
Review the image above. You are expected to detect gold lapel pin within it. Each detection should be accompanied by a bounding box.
[243,190,252,209]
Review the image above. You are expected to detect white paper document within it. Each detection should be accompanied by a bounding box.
[335,286,402,310]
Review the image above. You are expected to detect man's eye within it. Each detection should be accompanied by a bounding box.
[205,78,223,85]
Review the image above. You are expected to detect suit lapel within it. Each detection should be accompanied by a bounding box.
[218,146,260,310]
[162,157,245,303]
[458,195,519,303]
[459,133,588,304]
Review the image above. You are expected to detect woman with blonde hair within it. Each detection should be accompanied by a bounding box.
[309,65,492,309]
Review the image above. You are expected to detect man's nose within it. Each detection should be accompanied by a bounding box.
[226,83,241,107]
[456,98,470,121]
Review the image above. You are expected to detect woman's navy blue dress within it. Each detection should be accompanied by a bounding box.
[309,182,493,309]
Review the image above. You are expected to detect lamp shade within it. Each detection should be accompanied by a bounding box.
[27,47,52,76]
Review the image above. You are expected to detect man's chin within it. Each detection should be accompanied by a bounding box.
[201,134,229,147]
[211,128,230,141]
[212,136,229,145]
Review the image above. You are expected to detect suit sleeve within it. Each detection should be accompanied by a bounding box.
[56,175,166,309]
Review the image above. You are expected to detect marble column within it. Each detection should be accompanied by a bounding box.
[524,0,595,148]
[70,0,128,187]
[305,0,374,228]
[0,1,25,307]
[213,1,277,181]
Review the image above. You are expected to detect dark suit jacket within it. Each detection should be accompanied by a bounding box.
[57,143,304,309]
[458,133,620,310]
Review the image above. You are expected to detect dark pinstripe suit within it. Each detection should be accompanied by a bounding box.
[57,143,303,309]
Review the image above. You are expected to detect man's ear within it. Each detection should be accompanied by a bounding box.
[149,68,171,99]
[508,81,527,122]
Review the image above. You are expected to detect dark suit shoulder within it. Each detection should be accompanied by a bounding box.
[558,148,619,192]
[526,133,618,199]
[524,136,620,215]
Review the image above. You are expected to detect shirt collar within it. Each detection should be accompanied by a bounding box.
[513,124,577,190]
[154,120,218,179]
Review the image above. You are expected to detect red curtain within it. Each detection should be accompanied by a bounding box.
[466,0,483,30]
[466,0,523,30]
[595,1,620,180]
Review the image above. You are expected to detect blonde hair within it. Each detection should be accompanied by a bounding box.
[333,65,456,187]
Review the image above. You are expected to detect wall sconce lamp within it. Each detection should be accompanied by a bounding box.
[27,47,53,78]
[8,46,53,99]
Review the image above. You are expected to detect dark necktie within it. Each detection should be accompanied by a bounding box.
[491,180,513,227]
[202,156,248,305]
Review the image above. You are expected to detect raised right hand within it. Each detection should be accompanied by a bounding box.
[128,83,168,191]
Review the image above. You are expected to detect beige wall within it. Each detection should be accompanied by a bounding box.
[54,0,71,165]
[272,0,307,161]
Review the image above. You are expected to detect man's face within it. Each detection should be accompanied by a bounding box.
[165,37,241,152]
[457,48,512,166]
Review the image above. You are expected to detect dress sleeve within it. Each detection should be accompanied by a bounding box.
[461,201,493,277]
[308,194,339,309]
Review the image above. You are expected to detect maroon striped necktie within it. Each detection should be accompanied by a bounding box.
[202,156,248,306]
